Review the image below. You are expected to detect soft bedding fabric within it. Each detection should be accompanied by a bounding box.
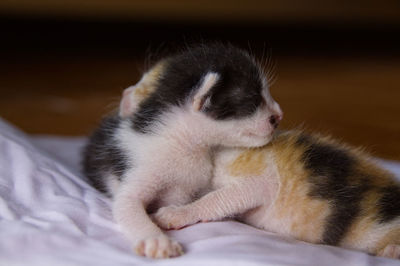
[0,118,399,266]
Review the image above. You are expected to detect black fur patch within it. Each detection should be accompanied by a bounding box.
[297,134,370,245]
[377,185,400,223]
[132,43,264,133]
[83,116,128,194]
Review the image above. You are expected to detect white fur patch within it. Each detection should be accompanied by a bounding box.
[193,72,220,111]
[119,86,136,118]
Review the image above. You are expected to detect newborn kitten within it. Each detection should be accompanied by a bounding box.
[153,130,400,259]
[83,43,283,258]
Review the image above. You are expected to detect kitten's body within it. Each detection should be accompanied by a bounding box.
[83,44,282,258]
[154,130,400,259]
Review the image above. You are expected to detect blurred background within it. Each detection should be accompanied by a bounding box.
[0,0,399,160]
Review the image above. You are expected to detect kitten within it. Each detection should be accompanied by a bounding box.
[83,43,283,258]
[153,130,400,259]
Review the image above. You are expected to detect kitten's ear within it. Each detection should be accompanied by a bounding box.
[119,86,137,118]
[192,72,220,111]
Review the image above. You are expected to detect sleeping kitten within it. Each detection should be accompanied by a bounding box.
[153,130,400,259]
[83,43,283,258]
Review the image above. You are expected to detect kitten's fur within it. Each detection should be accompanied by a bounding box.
[153,131,400,259]
[83,44,282,258]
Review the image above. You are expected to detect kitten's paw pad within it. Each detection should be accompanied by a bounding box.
[152,205,197,230]
[378,244,400,259]
[134,235,183,259]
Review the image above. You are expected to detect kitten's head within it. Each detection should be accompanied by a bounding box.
[120,43,282,148]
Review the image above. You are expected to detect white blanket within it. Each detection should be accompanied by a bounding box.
[0,118,399,266]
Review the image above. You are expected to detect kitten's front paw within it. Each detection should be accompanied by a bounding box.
[152,205,198,230]
[134,235,183,259]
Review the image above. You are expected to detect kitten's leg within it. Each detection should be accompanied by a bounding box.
[152,177,276,230]
[113,176,183,258]
[378,244,400,259]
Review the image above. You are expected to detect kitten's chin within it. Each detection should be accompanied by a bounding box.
[233,133,273,148]
[248,137,272,148]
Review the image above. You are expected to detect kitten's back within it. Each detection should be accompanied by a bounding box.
[271,131,400,254]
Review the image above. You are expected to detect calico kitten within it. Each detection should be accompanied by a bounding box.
[83,43,283,258]
[153,130,400,259]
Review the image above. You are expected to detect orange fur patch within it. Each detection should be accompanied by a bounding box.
[228,148,266,177]
[269,132,331,242]
[134,61,166,101]
[134,86,152,98]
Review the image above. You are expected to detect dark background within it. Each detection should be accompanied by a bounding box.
[1,0,400,160]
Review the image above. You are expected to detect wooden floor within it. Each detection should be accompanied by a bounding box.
[1,54,399,160]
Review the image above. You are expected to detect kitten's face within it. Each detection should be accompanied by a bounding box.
[187,46,282,148]
[194,73,282,148]
[220,102,282,148]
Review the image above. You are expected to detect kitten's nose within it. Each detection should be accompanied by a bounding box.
[269,114,283,129]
